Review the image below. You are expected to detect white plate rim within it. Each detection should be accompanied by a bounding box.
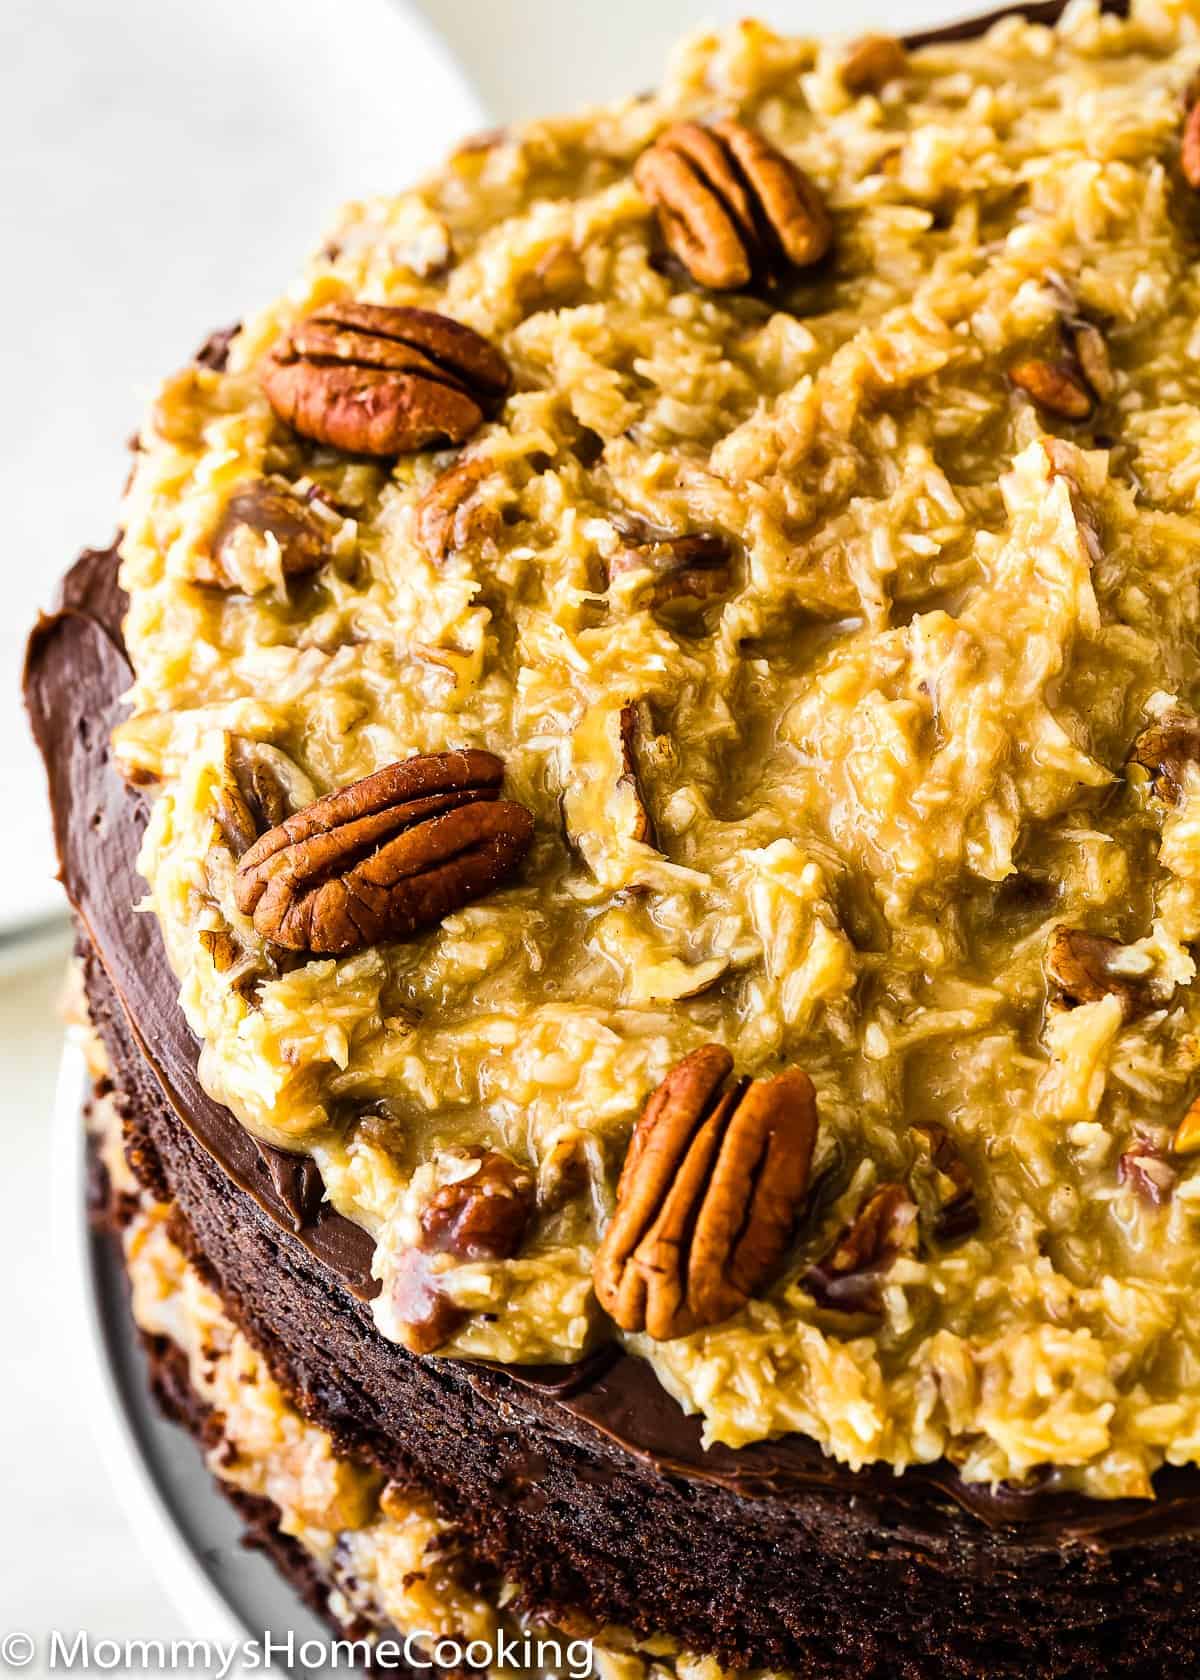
[52,1043,348,1676]
[52,1042,249,1651]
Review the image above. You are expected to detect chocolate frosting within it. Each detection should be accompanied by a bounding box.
[510,1343,1200,1548]
[24,546,377,1298]
[904,0,1127,47]
[27,0,1198,1552]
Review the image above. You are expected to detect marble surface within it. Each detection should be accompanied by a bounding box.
[4,0,973,1659]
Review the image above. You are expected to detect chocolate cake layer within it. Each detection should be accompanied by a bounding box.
[29,543,1200,1676]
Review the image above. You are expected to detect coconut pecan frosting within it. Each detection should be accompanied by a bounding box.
[109,2,1200,1502]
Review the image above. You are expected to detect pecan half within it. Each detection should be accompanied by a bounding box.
[261,302,511,457]
[1131,713,1200,803]
[420,1152,534,1261]
[213,736,313,858]
[634,120,832,292]
[1183,97,1200,190]
[609,515,733,622]
[841,35,907,96]
[234,750,533,954]
[1009,357,1093,420]
[201,480,328,589]
[417,457,499,563]
[910,1123,978,1243]
[1118,1139,1176,1207]
[593,1044,817,1340]
[1046,925,1148,1019]
[802,1182,918,1315]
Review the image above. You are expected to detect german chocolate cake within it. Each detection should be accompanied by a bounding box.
[28,2,1200,1672]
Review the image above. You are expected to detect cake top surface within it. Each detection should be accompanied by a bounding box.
[114,0,1200,1499]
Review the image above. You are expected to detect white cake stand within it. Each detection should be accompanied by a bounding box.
[54,1043,336,1676]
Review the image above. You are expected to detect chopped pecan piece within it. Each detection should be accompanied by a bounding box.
[1175,1096,1200,1156]
[417,457,499,563]
[609,515,733,622]
[1042,437,1103,564]
[234,750,533,954]
[214,737,312,858]
[910,1123,978,1243]
[198,928,241,973]
[537,1131,594,1215]
[202,480,328,589]
[841,34,907,96]
[562,700,662,881]
[1182,97,1200,189]
[994,869,1058,917]
[570,427,605,469]
[202,737,316,993]
[420,1152,534,1261]
[1009,357,1093,420]
[593,1044,817,1340]
[453,127,508,159]
[802,1182,918,1315]
[1067,319,1114,403]
[634,120,832,292]
[194,323,239,372]
[388,1248,467,1354]
[1118,1139,1176,1207]
[1012,316,1113,422]
[390,1152,534,1354]
[617,703,656,848]
[197,927,277,998]
[261,301,511,457]
[516,242,586,311]
[1131,713,1200,803]
[1046,925,1148,1019]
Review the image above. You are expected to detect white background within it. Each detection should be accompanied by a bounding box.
[2,0,481,937]
[2,0,963,1658]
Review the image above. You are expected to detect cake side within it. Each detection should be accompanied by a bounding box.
[74,895,1200,1680]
